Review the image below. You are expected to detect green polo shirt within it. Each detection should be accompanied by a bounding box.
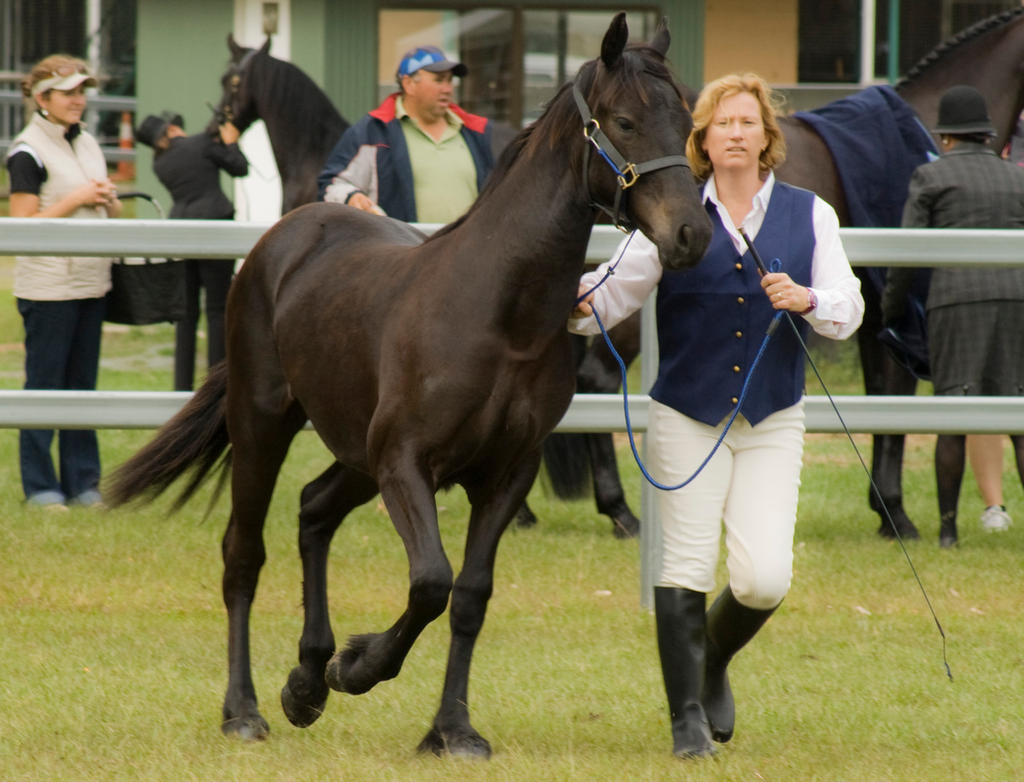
[396,97,479,223]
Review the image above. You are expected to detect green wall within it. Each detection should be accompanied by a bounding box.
[306,1,705,126]
[322,0,378,123]
[136,0,235,209]
[133,1,706,203]
[290,0,327,103]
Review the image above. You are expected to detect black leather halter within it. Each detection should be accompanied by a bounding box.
[220,48,260,124]
[572,83,691,232]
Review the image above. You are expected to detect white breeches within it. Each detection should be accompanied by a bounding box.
[649,398,805,609]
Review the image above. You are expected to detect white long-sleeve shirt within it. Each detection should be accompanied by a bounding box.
[570,172,864,340]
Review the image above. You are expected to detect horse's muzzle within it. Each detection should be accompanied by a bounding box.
[659,216,712,271]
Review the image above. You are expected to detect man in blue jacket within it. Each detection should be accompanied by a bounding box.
[317,46,493,223]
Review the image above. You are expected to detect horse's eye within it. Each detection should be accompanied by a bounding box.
[615,117,635,133]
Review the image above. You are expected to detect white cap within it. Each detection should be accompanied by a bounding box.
[31,69,96,97]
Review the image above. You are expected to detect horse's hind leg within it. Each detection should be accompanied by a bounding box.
[856,310,921,540]
[221,411,305,741]
[580,315,642,537]
[587,432,640,538]
[419,451,542,759]
[281,462,379,728]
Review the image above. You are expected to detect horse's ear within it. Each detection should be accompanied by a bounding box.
[601,12,629,70]
[650,17,670,58]
[228,33,243,59]
[259,37,272,56]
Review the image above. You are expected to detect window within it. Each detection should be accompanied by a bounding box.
[379,8,658,128]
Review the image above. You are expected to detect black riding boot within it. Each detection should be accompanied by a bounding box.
[653,586,715,758]
[703,586,777,743]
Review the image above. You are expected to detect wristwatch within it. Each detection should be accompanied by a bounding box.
[799,288,817,315]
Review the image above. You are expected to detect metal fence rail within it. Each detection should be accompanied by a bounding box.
[1,390,1021,434]
[3,220,1024,435]
[6,218,1024,265]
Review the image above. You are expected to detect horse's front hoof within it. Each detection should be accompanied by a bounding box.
[280,666,328,728]
[325,634,381,695]
[611,511,640,539]
[877,511,919,540]
[514,503,537,529]
[417,725,492,759]
[221,713,270,741]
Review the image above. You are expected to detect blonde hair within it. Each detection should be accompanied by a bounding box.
[685,72,787,180]
[21,54,93,98]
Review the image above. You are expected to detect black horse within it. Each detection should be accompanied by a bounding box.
[108,14,712,757]
[214,29,638,538]
[212,35,350,213]
[557,6,1024,540]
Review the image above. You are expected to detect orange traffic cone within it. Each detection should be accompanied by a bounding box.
[113,111,135,181]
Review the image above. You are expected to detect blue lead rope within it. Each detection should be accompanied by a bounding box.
[576,232,782,490]
[591,306,783,491]
[577,232,951,682]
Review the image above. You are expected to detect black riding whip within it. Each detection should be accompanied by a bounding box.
[739,226,952,682]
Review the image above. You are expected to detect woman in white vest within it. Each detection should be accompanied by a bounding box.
[571,73,863,759]
[5,54,122,510]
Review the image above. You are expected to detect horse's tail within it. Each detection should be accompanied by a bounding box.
[105,361,231,513]
[541,433,592,499]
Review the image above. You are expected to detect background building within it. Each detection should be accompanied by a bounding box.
[2,1,1020,216]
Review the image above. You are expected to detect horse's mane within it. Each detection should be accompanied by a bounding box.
[239,49,349,144]
[430,43,681,241]
[897,7,1024,88]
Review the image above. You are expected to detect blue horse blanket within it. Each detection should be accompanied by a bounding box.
[794,84,937,228]
[795,85,937,380]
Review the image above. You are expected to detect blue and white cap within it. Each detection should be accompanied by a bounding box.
[396,46,468,79]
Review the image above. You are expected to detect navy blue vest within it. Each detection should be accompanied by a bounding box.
[650,183,816,426]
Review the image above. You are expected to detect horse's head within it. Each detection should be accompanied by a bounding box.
[572,13,712,271]
[209,34,270,134]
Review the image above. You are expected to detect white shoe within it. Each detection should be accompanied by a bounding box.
[980,505,1012,532]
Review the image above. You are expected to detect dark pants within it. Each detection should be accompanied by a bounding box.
[17,297,105,502]
[174,259,234,391]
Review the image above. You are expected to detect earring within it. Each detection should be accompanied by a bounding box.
[39,107,49,117]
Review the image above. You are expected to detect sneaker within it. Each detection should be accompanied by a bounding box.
[26,491,69,512]
[69,489,105,509]
[980,505,1012,533]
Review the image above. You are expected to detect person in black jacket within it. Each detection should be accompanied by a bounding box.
[882,85,1024,548]
[135,111,248,390]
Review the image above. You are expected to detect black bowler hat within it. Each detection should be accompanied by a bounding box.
[134,110,184,148]
[933,85,996,136]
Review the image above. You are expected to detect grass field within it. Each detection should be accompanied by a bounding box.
[0,256,1022,781]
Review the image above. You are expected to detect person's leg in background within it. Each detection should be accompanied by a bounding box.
[197,258,234,369]
[967,434,1011,532]
[17,298,74,507]
[936,433,967,547]
[59,297,105,505]
[174,259,201,391]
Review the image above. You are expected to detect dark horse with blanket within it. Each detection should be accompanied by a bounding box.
[557,7,1024,540]
[108,14,712,756]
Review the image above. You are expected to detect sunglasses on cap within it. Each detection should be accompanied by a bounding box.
[31,63,96,96]
[50,63,89,77]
